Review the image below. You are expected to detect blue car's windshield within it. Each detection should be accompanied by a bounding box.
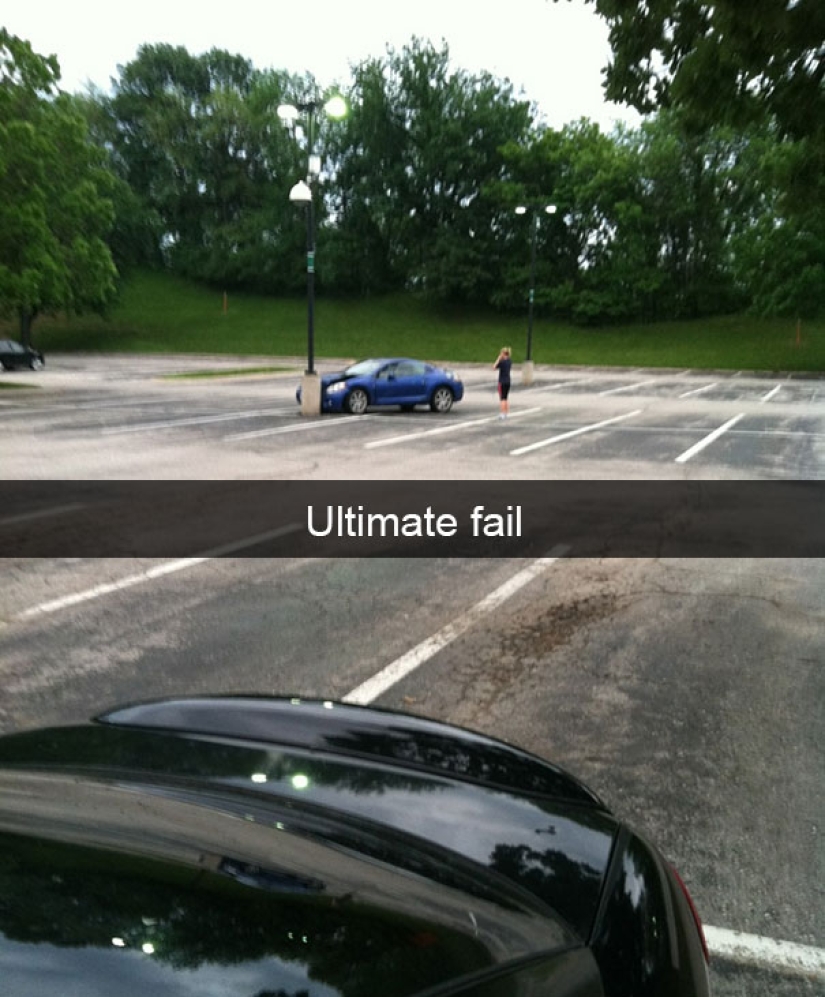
[344,360,383,376]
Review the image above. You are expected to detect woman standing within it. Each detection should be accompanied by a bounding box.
[494,347,512,419]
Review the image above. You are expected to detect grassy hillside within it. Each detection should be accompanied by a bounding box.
[13,269,825,371]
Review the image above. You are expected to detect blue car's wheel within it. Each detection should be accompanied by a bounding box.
[346,388,369,415]
[430,386,454,413]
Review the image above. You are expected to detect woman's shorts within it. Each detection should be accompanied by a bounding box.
[498,382,511,400]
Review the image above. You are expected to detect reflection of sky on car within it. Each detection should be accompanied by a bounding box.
[221,752,613,886]
[277,770,611,875]
[0,938,339,997]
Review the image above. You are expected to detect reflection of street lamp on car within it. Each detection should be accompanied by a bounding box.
[278,95,347,415]
[515,202,556,386]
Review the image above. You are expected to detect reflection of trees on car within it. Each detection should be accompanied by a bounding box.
[0,833,492,996]
[2,719,600,804]
[319,726,600,802]
[490,841,603,937]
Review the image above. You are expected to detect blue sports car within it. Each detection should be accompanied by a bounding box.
[297,358,464,414]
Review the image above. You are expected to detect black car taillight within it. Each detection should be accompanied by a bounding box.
[591,830,712,995]
[670,865,710,965]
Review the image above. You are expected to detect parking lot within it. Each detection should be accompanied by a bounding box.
[2,354,825,479]
[1,354,824,995]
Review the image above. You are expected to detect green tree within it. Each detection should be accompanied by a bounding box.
[555,121,664,323]
[106,45,316,293]
[327,40,534,301]
[566,0,825,237]
[324,55,415,294]
[395,40,533,302]
[495,112,755,324]
[629,112,750,318]
[729,136,825,318]
[495,120,663,324]
[73,87,164,271]
[570,0,824,144]
[0,30,117,343]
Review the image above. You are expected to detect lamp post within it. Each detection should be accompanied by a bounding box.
[515,202,556,385]
[278,95,347,415]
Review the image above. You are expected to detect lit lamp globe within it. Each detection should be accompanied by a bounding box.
[276,103,299,125]
[323,94,348,119]
[288,180,312,204]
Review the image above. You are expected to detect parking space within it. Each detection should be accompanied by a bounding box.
[345,370,825,475]
[514,412,734,465]
[341,405,824,477]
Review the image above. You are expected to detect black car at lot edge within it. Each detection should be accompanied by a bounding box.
[0,696,710,997]
[0,339,44,370]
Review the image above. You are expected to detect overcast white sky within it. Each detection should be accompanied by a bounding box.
[5,0,640,131]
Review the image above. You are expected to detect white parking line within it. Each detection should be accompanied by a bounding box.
[16,524,302,620]
[8,399,173,417]
[343,549,569,705]
[679,382,718,399]
[598,379,659,396]
[704,926,825,979]
[226,415,378,441]
[530,377,598,393]
[760,384,781,403]
[102,408,291,435]
[0,503,85,527]
[364,408,543,449]
[510,410,644,456]
[674,413,745,463]
[54,399,172,413]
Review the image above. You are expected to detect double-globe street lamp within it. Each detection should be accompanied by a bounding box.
[277,95,347,415]
[515,202,556,386]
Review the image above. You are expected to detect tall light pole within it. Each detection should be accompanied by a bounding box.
[278,95,347,415]
[515,202,556,385]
